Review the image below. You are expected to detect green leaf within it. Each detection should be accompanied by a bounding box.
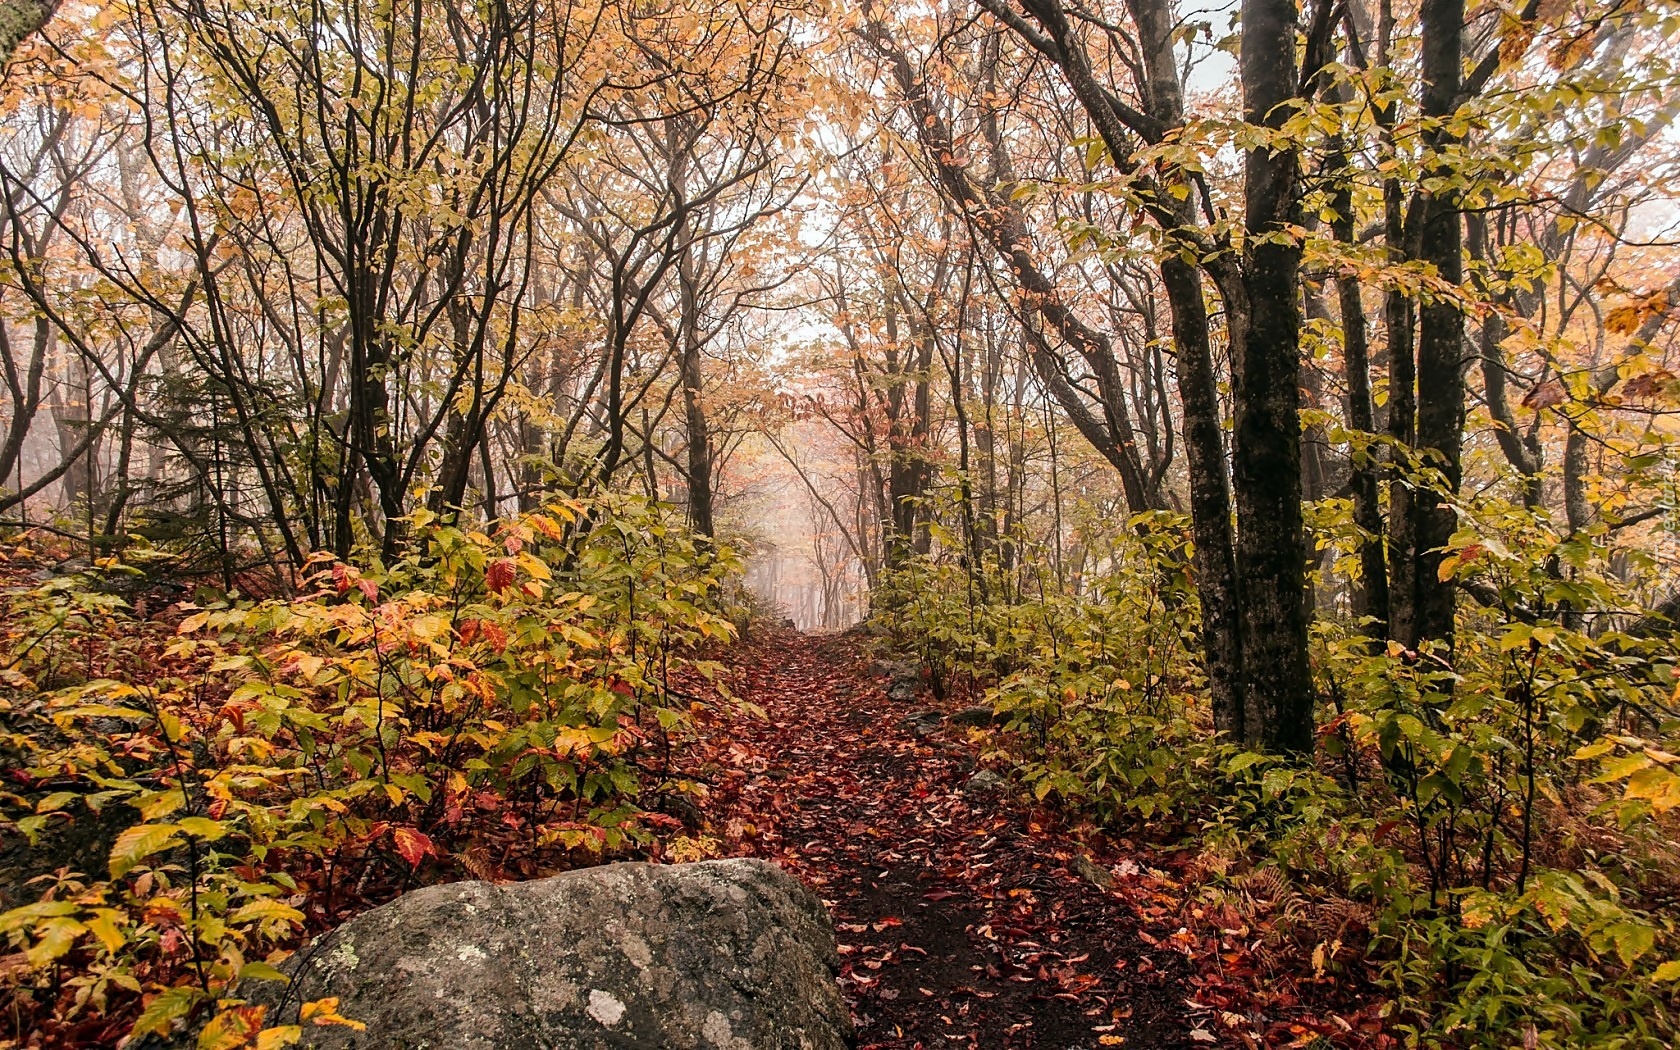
[14,814,52,842]
[1594,753,1653,784]
[239,960,292,984]
[26,917,85,967]
[130,985,209,1039]
[1224,752,1266,774]
[0,900,79,934]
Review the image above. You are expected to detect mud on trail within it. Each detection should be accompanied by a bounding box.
[694,630,1204,1050]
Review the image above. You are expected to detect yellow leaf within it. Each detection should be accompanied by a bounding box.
[228,899,305,927]
[301,997,368,1032]
[256,1026,303,1050]
[137,792,184,823]
[110,823,183,878]
[27,917,85,967]
[176,816,230,842]
[197,1005,265,1050]
[518,552,552,581]
[85,909,126,954]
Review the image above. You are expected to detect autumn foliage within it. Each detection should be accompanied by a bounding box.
[0,497,742,1045]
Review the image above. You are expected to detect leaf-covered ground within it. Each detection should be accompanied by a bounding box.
[693,629,1391,1049]
[0,535,1386,1047]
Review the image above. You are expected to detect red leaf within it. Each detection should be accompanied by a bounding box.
[331,563,351,596]
[357,578,379,603]
[392,827,435,869]
[485,558,517,595]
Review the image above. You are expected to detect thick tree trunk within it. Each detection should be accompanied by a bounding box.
[1235,0,1315,753]
[1125,0,1246,738]
[1385,272,1418,642]
[1409,0,1466,649]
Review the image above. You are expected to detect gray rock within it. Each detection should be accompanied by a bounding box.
[868,658,918,681]
[1071,854,1115,889]
[887,680,918,703]
[901,710,943,737]
[963,769,1007,799]
[218,859,851,1049]
[946,706,997,728]
[940,745,978,775]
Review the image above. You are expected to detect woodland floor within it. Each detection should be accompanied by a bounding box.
[692,629,1292,1050]
[0,548,1382,1048]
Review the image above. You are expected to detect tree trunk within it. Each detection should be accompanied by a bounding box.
[677,230,715,538]
[1235,0,1315,753]
[1331,184,1390,631]
[1125,0,1247,737]
[0,0,56,65]
[1409,0,1466,650]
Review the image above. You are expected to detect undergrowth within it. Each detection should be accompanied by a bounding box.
[0,495,745,1047]
[875,491,1680,1048]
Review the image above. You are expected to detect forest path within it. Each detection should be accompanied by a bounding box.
[695,629,1203,1050]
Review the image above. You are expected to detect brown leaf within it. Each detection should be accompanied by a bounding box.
[1522,380,1566,409]
[1607,290,1670,336]
[1623,369,1677,401]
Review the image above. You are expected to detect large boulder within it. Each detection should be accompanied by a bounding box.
[231,858,851,1049]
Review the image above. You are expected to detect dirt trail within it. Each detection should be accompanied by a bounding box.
[697,630,1202,1049]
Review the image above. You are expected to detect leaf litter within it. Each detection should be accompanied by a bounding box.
[682,630,1390,1049]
